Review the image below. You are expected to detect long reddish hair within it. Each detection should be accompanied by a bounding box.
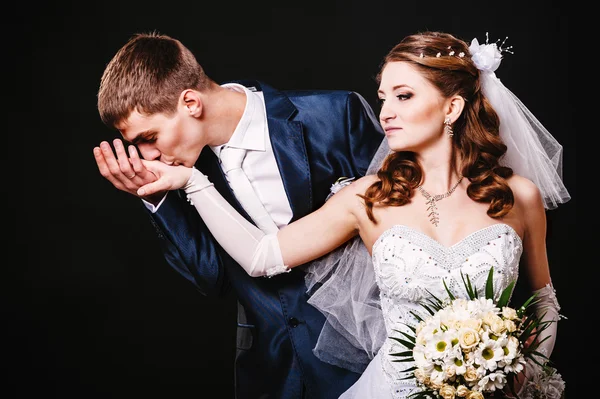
[361,31,514,223]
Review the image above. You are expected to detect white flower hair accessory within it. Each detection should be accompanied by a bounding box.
[469,32,513,73]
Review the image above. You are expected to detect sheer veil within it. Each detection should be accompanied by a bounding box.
[304,139,391,373]
[303,34,570,373]
[469,37,571,209]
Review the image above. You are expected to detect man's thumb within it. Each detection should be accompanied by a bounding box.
[138,182,162,197]
[140,159,158,173]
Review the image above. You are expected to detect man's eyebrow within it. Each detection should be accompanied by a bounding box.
[129,131,152,145]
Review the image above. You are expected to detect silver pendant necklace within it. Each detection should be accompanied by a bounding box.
[416,176,464,227]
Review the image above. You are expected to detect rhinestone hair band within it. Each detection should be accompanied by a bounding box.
[418,32,514,73]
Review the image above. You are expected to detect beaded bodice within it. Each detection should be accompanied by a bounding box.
[371,224,522,398]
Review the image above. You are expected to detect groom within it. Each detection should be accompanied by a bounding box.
[94,32,384,399]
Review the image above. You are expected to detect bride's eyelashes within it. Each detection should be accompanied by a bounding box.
[377,93,414,105]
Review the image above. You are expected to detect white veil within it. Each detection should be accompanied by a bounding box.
[303,35,570,373]
[469,37,571,208]
[304,139,391,373]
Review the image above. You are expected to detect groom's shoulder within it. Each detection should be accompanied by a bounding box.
[224,79,362,99]
[283,88,367,113]
[284,87,359,100]
[234,79,371,115]
[250,79,358,101]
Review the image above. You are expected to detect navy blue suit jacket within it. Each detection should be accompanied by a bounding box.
[147,80,385,399]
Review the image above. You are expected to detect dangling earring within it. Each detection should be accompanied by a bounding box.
[444,117,454,137]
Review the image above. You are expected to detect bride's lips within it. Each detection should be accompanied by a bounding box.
[384,127,402,135]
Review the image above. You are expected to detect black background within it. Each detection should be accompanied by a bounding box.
[10,1,574,397]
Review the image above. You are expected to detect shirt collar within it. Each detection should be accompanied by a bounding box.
[210,83,267,157]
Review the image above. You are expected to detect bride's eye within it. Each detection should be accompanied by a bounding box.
[397,93,412,101]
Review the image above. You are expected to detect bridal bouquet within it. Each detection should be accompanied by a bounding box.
[391,268,561,399]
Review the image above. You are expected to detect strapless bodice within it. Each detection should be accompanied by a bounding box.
[371,224,522,398]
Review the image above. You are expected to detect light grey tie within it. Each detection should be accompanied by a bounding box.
[219,146,279,234]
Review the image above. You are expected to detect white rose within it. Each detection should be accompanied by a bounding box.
[463,366,479,383]
[445,366,456,378]
[466,391,484,399]
[456,385,470,397]
[459,328,480,350]
[544,382,564,399]
[502,306,517,320]
[439,384,457,399]
[489,315,507,335]
[504,319,516,333]
[460,318,482,331]
[482,312,498,327]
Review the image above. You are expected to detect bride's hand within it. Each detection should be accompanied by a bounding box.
[137,159,193,197]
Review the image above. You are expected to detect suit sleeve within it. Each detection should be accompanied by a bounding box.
[146,189,229,297]
[344,92,385,177]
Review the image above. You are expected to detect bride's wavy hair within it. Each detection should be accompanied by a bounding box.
[361,31,514,223]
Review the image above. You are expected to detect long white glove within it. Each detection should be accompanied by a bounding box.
[531,283,561,359]
[182,167,289,278]
[515,283,563,398]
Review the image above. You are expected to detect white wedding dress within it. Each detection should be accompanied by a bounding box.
[339,223,522,399]
[179,168,534,399]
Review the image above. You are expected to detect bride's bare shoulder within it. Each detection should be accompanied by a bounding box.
[325,174,379,202]
[506,174,544,210]
[345,175,379,195]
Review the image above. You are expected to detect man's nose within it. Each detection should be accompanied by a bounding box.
[137,143,160,161]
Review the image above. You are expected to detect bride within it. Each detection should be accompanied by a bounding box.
[135,31,569,398]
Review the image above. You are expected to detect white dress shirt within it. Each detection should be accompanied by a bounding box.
[144,83,293,229]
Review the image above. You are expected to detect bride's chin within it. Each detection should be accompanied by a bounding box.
[386,138,407,152]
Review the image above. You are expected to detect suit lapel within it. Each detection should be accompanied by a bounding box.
[261,83,312,222]
[201,79,313,224]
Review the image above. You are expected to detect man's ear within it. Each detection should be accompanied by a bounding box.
[180,89,203,117]
[445,95,465,124]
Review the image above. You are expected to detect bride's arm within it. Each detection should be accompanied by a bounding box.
[517,177,561,359]
[139,162,360,277]
[511,176,563,399]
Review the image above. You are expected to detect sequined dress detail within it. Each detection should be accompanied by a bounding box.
[339,224,522,399]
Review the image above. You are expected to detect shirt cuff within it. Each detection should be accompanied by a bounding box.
[141,191,169,213]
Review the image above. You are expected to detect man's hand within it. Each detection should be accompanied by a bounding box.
[93,139,164,204]
[137,159,194,197]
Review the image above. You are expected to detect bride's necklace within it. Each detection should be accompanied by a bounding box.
[417,176,464,227]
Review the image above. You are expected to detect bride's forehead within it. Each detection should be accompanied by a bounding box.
[378,62,428,89]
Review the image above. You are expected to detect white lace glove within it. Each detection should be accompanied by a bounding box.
[513,283,562,398]
[182,167,289,277]
[531,283,561,359]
